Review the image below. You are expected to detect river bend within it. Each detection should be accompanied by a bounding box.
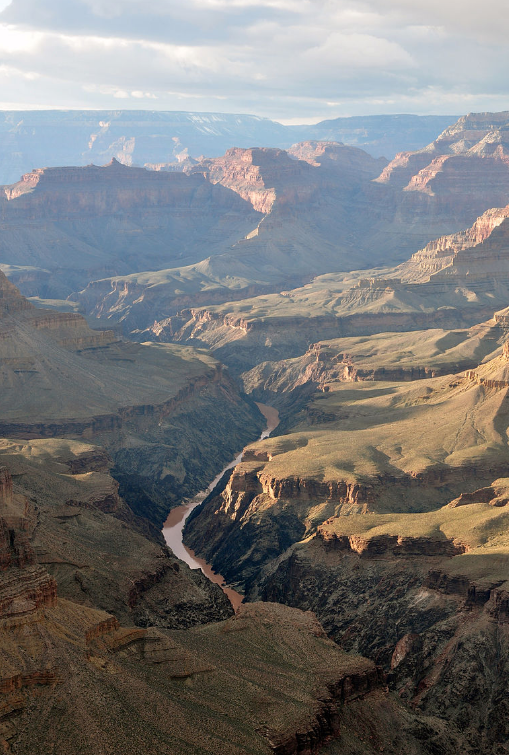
[162,403,279,610]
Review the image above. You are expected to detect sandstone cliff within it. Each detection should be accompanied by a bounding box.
[399,204,509,283]
[0,498,424,755]
[185,350,509,587]
[376,111,509,189]
[0,159,261,298]
[64,129,509,336]
[255,504,509,755]
[241,323,504,399]
[0,271,265,523]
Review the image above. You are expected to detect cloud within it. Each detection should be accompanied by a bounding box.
[0,0,506,120]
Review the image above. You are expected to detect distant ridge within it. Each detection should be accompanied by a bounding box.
[0,110,458,184]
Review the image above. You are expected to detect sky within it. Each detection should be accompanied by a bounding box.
[0,0,508,123]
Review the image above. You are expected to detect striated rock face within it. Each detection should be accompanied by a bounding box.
[66,122,509,337]
[188,143,386,213]
[0,272,265,523]
[241,323,504,399]
[70,132,509,338]
[255,529,509,755]
[376,111,509,189]
[1,590,436,755]
[186,356,509,599]
[0,472,57,635]
[318,530,467,558]
[0,440,235,629]
[0,462,449,755]
[0,274,32,316]
[0,159,261,298]
[168,305,497,374]
[164,201,509,372]
[188,147,312,213]
[399,204,509,283]
[183,460,486,588]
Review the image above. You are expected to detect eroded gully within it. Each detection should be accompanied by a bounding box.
[162,402,280,611]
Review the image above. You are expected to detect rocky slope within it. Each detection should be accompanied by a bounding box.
[162,284,508,373]
[0,159,261,298]
[186,143,386,213]
[241,322,504,398]
[160,196,509,372]
[69,123,509,334]
[369,113,509,243]
[0,271,265,525]
[0,449,232,628]
[255,500,509,755]
[71,143,398,330]
[399,204,509,283]
[1,480,427,755]
[376,111,509,189]
[0,309,459,755]
[184,345,509,587]
[184,332,509,753]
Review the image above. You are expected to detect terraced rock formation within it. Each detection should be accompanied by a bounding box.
[70,118,509,333]
[2,482,425,755]
[186,143,386,213]
[242,323,505,398]
[185,346,509,587]
[0,270,264,525]
[71,144,397,330]
[376,110,509,190]
[163,198,509,370]
[0,446,234,628]
[184,329,509,753]
[0,159,261,298]
[255,500,509,755]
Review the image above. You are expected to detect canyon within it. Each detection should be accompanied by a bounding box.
[0,110,457,185]
[60,115,509,340]
[3,110,509,753]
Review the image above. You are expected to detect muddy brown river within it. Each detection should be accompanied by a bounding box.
[162,403,280,611]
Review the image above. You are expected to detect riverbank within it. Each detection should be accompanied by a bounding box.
[162,402,279,610]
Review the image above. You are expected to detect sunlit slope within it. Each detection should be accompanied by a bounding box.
[185,350,509,589]
[242,322,505,394]
[249,366,509,508]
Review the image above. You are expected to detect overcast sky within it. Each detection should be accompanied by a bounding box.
[0,0,507,122]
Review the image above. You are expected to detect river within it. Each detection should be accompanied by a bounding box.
[162,402,280,611]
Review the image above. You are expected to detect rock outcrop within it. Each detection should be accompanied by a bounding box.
[241,323,504,398]
[0,160,261,298]
[162,197,509,370]
[399,204,509,284]
[0,271,265,523]
[255,510,509,755]
[376,111,509,190]
[185,353,509,592]
[64,120,509,336]
[0,440,234,629]
[0,534,424,755]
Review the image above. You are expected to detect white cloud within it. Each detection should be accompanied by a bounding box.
[302,32,414,70]
[0,0,506,119]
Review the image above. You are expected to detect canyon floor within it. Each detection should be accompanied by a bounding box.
[3,111,509,753]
